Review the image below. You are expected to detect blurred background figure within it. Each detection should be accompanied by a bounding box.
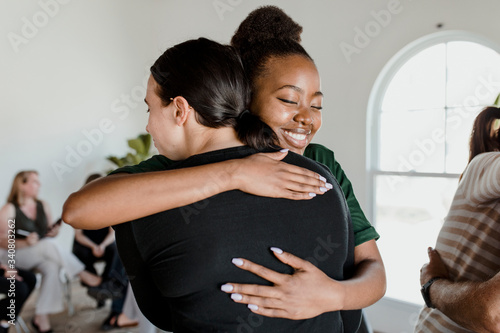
[0,171,101,333]
[72,174,117,308]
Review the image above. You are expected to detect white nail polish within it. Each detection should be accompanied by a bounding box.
[248,304,259,311]
[326,183,333,189]
[231,293,243,301]
[232,258,244,266]
[320,187,328,192]
[270,247,283,254]
[308,192,316,197]
[221,284,233,292]
[280,148,289,153]
[319,175,327,182]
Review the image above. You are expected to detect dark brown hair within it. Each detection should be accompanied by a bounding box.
[231,6,312,89]
[150,37,277,150]
[460,106,500,179]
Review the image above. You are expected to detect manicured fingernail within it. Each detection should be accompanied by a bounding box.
[221,284,233,292]
[325,183,333,189]
[270,247,283,254]
[319,175,326,182]
[248,304,259,311]
[231,293,243,301]
[309,192,316,197]
[232,258,244,266]
[280,148,289,153]
[320,187,328,192]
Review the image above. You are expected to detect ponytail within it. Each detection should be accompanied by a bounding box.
[235,110,278,150]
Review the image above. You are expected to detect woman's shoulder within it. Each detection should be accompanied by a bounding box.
[0,203,15,219]
[109,155,176,175]
[466,151,500,173]
[304,143,335,158]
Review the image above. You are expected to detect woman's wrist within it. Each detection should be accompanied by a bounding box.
[224,159,244,191]
[322,278,347,313]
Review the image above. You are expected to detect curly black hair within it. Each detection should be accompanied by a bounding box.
[230,6,312,87]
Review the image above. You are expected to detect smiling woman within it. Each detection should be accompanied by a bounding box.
[250,55,323,155]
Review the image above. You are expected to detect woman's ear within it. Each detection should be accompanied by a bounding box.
[171,96,192,126]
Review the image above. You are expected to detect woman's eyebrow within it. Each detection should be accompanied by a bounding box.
[276,85,323,97]
[144,98,149,105]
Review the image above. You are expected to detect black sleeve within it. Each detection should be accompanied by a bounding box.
[113,222,173,330]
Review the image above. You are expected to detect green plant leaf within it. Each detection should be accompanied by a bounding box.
[107,156,124,167]
[494,93,500,106]
[128,138,146,155]
[140,134,151,153]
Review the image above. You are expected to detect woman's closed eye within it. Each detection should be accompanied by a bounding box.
[311,105,322,110]
[146,108,150,113]
[277,98,298,105]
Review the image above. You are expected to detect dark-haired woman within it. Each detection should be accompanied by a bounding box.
[111,37,359,332]
[63,5,385,326]
[0,171,102,332]
[415,107,500,332]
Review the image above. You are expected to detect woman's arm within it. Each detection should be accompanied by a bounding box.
[0,204,38,249]
[63,151,330,229]
[74,229,98,249]
[99,228,115,248]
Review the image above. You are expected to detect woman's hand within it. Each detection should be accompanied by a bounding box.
[45,223,60,238]
[26,232,39,246]
[220,248,345,319]
[92,244,105,258]
[232,150,333,200]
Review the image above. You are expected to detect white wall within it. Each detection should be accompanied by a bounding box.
[1,0,500,330]
[1,0,156,248]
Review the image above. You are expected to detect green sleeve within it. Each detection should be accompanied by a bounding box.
[108,155,176,175]
[304,144,380,246]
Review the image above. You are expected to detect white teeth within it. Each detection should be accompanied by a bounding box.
[284,131,307,141]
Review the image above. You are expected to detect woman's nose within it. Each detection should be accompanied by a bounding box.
[293,107,313,125]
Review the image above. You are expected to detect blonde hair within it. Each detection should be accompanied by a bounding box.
[7,170,38,206]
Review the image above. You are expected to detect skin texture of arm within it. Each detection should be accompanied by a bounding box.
[222,239,386,319]
[63,151,330,229]
[421,248,500,333]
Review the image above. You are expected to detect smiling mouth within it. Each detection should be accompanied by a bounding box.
[283,130,308,141]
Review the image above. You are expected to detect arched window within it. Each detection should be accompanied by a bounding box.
[368,31,500,304]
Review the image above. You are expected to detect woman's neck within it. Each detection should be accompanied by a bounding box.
[188,127,243,157]
[19,196,36,207]
[183,125,243,159]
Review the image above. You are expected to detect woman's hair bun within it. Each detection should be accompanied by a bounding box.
[231,6,303,50]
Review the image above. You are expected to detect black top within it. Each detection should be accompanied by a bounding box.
[114,146,361,333]
[14,200,48,238]
[81,228,109,244]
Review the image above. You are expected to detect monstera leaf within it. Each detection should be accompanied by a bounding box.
[107,133,152,170]
[494,93,500,106]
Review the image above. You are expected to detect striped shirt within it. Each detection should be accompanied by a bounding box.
[415,152,500,333]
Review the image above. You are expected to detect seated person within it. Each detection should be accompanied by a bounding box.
[73,174,117,290]
[0,264,37,333]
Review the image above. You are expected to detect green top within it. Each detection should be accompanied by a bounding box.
[110,143,379,246]
[304,144,379,246]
